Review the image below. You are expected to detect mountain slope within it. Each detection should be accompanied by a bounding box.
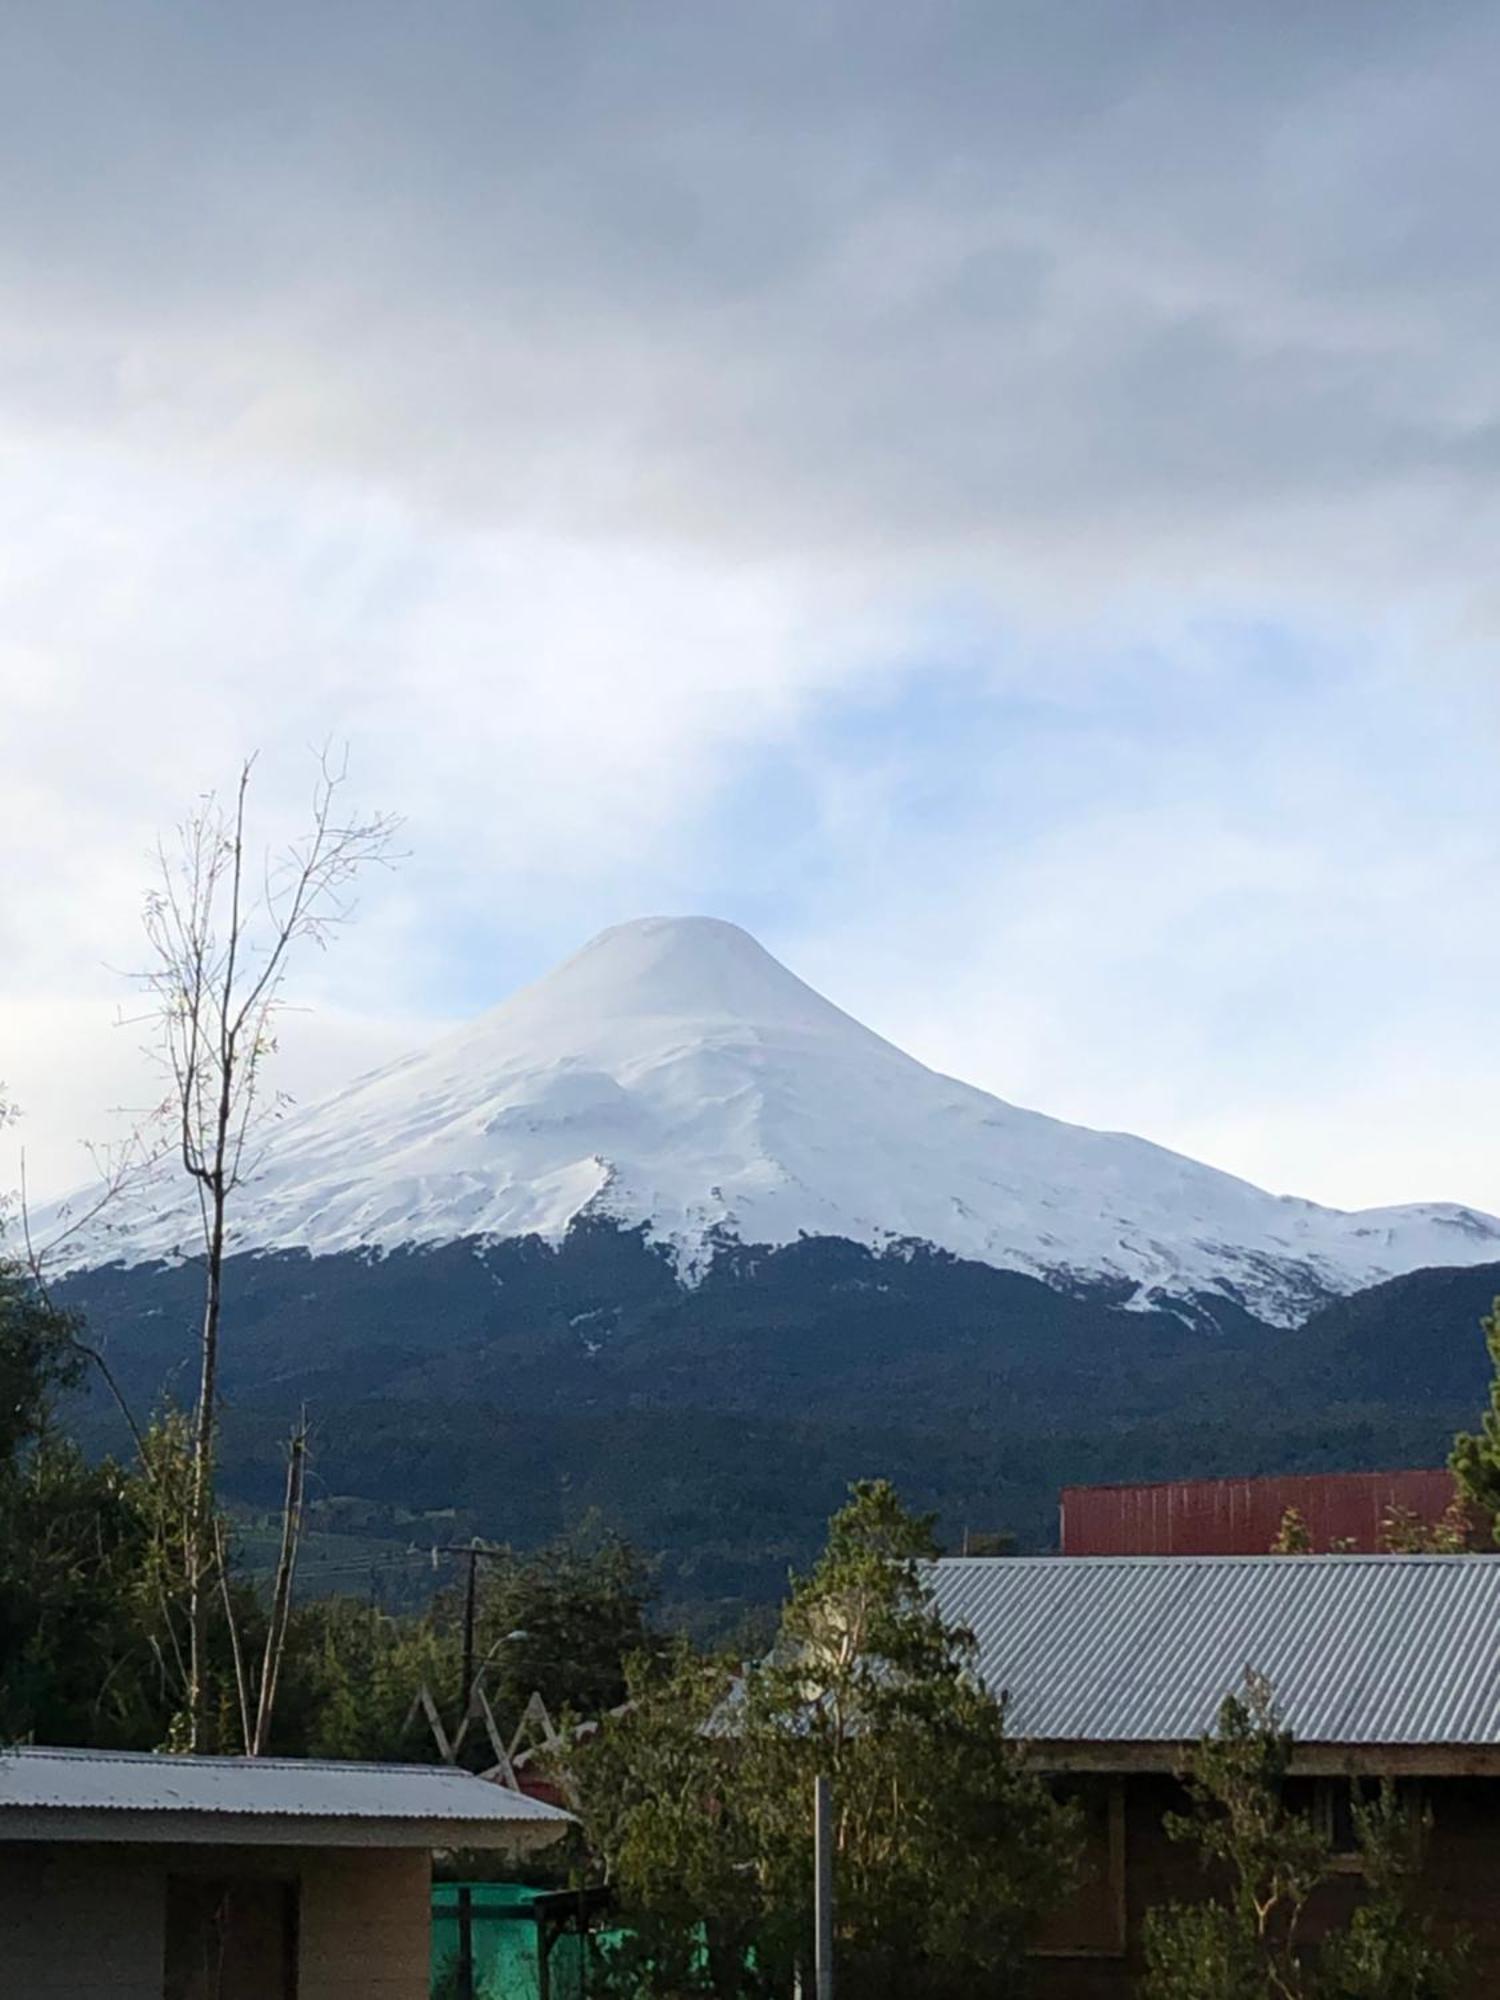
[57,1229,1492,1622]
[47,915,1500,1327]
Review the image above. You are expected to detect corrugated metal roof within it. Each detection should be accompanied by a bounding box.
[1059,1470,1462,1556]
[0,1747,571,1824]
[931,1554,1500,1746]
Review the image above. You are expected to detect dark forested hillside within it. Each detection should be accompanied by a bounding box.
[55,1228,1500,1632]
[1282,1259,1500,1403]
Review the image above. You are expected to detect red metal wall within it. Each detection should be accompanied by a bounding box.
[1060,1468,1461,1556]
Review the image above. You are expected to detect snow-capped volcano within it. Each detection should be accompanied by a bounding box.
[48,915,1500,1326]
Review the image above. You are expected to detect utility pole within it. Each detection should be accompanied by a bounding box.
[450,1544,490,2000]
[454,1538,486,2000]
[404,1545,535,1779]
[427,1538,497,1728]
[814,1774,835,2000]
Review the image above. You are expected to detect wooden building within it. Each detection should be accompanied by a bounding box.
[930,1551,1500,1995]
[0,1745,572,1999]
[1059,1468,1463,1556]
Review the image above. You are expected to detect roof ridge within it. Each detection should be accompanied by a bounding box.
[935,1552,1497,1567]
[6,1745,488,1777]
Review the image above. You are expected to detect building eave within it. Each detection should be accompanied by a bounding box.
[0,1806,570,1850]
[1026,1740,1500,1778]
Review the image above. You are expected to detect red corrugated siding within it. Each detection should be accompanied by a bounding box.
[1060,1469,1461,1556]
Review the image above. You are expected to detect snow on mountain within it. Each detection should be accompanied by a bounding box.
[42,915,1500,1326]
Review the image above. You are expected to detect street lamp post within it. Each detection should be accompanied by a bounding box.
[814,1774,835,2000]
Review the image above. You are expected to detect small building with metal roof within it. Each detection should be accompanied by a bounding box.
[0,1746,572,2000]
[929,1553,1500,1996]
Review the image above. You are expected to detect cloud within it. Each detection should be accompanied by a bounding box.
[5,2,1500,1213]
[0,434,897,1193]
[776,630,1500,1212]
[3,2,1500,597]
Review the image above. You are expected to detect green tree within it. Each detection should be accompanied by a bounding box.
[0,1253,178,1746]
[0,1439,173,1747]
[576,1479,1077,1998]
[467,1523,656,1727]
[1143,1901,1269,2000]
[1144,1672,1328,1999]
[1449,1296,1500,1535]
[1143,1674,1464,2000]
[1378,1505,1468,1556]
[1272,1508,1313,1554]
[0,1254,83,1461]
[1317,1785,1466,2000]
[583,1641,766,1996]
[0,1233,268,1750]
[273,1596,459,1762]
[264,1525,655,1765]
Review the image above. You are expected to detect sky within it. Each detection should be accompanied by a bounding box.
[6,0,1500,1213]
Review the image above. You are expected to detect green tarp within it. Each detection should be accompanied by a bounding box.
[432,1883,592,2000]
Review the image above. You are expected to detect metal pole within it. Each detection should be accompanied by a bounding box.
[457,1884,474,2000]
[814,1773,834,2000]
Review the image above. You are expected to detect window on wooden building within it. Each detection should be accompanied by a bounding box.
[1286,1776,1409,1872]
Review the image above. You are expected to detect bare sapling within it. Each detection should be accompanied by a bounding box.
[252,1415,308,1755]
[140,750,399,1748]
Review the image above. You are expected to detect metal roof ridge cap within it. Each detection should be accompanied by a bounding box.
[932,1553,1499,1568]
[5,1746,503,1777]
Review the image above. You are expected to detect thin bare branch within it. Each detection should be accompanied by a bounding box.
[135,749,399,1747]
[15,1151,152,1461]
[216,1517,254,1757]
[251,1417,308,1756]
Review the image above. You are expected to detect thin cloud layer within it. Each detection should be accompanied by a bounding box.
[3,3,1499,587]
[4,2,1500,1211]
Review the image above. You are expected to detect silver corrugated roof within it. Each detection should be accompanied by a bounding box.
[0,1747,571,1824]
[931,1554,1500,1746]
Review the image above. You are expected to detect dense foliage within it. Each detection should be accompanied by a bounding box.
[0,1256,175,1744]
[0,1438,168,1746]
[1142,1674,1465,2000]
[1449,1295,1500,1533]
[0,1231,659,1756]
[271,1528,654,1762]
[2,1226,1486,1990]
[0,1252,82,1458]
[575,1480,1078,1998]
